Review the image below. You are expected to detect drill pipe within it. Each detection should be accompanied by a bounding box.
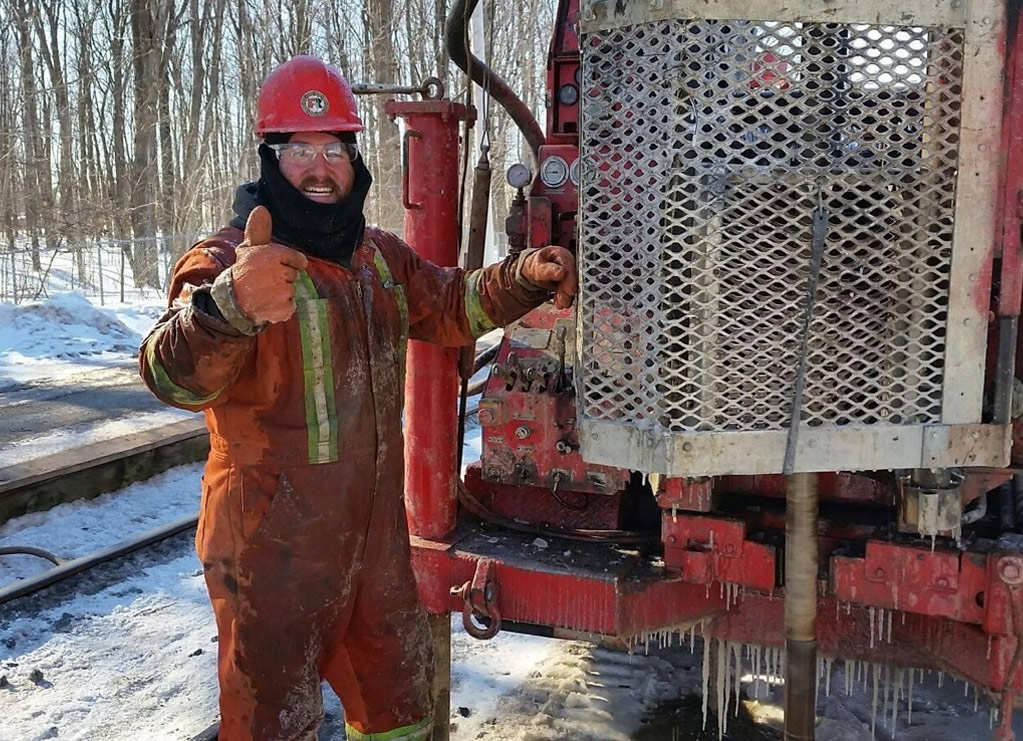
[785,472,819,740]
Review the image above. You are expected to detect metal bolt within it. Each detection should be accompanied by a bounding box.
[682,441,694,452]
[951,0,961,7]
[725,544,735,555]
[875,568,886,578]
[478,410,495,426]
[937,578,949,588]
[486,467,501,479]
[668,535,677,544]
[515,425,531,440]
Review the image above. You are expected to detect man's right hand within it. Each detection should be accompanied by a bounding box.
[232,206,309,324]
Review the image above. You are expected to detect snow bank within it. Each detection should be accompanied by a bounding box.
[0,293,162,389]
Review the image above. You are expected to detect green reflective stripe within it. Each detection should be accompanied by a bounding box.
[394,284,408,379]
[144,324,222,406]
[372,245,395,286]
[294,272,338,464]
[369,244,409,379]
[464,271,497,338]
[344,716,432,741]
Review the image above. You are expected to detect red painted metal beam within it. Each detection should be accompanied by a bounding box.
[387,100,474,540]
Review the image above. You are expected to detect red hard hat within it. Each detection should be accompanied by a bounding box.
[255,56,364,136]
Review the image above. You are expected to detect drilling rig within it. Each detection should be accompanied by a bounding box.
[387,0,1023,738]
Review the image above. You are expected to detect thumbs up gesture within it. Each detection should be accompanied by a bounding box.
[231,206,309,324]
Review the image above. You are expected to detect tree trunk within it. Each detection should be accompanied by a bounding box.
[366,0,402,232]
[130,0,161,289]
[14,0,42,270]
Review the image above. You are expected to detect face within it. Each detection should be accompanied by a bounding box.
[277,131,356,204]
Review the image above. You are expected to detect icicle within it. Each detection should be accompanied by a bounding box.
[734,643,742,716]
[891,668,901,735]
[816,657,822,708]
[887,609,893,644]
[717,640,728,740]
[720,581,725,600]
[845,659,853,697]
[964,679,970,698]
[871,663,880,739]
[870,606,876,649]
[672,504,677,523]
[991,707,997,730]
[880,664,890,735]
[974,683,979,713]
[826,657,833,698]
[847,600,852,615]
[754,645,762,698]
[938,670,944,689]
[690,624,696,654]
[901,612,906,626]
[908,665,914,724]
[931,533,936,553]
[702,637,711,730]
[988,635,993,660]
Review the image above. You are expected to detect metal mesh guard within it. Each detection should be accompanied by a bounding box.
[579,19,964,436]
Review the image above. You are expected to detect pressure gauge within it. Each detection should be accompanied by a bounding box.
[540,156,569,189]
[506,163,532,189]
[558,84,579,106]
[570,158,580,186]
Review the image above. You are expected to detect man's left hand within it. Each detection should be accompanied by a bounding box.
[522,246,578,309]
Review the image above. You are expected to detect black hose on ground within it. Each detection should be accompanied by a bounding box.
[0,515,197,606]
[0,546,64,566]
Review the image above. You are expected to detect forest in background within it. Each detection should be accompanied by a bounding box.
[0,0,553,297]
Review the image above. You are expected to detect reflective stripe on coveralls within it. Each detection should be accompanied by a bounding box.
[345,715,433,741]
[294,271,339,464]
[144,322,224,406]
[463,271,498,338]
[370,241,410,372]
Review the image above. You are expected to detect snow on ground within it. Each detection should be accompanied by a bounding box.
[0,293,163,391]
[0,464,204,585]
[3,436,1021,739]
[0,292,192,468]
[0,313,1017,739]
[0,409,195,471]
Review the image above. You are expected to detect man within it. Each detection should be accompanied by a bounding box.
[139,56,576,740]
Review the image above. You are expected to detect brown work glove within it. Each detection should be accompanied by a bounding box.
[231,206,309,325]
[521,245,578,309]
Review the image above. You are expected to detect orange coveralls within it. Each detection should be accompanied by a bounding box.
[140,225,547,740]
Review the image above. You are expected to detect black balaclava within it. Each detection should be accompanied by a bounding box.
[230,132,373,266]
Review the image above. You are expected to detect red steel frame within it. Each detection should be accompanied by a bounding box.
[396,3,1023,738]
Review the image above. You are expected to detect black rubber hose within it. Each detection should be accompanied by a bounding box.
[444,0,546,159]
[1001,480,1018,533]
[1014,474,1023,530]
[0,546,63,566]
[0,514,197,606]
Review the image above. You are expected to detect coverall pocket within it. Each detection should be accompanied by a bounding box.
[236,465,284,542]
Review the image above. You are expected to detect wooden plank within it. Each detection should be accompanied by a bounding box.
[0,418,209,525]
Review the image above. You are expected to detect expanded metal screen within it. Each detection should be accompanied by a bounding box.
[576,3,1005,474]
